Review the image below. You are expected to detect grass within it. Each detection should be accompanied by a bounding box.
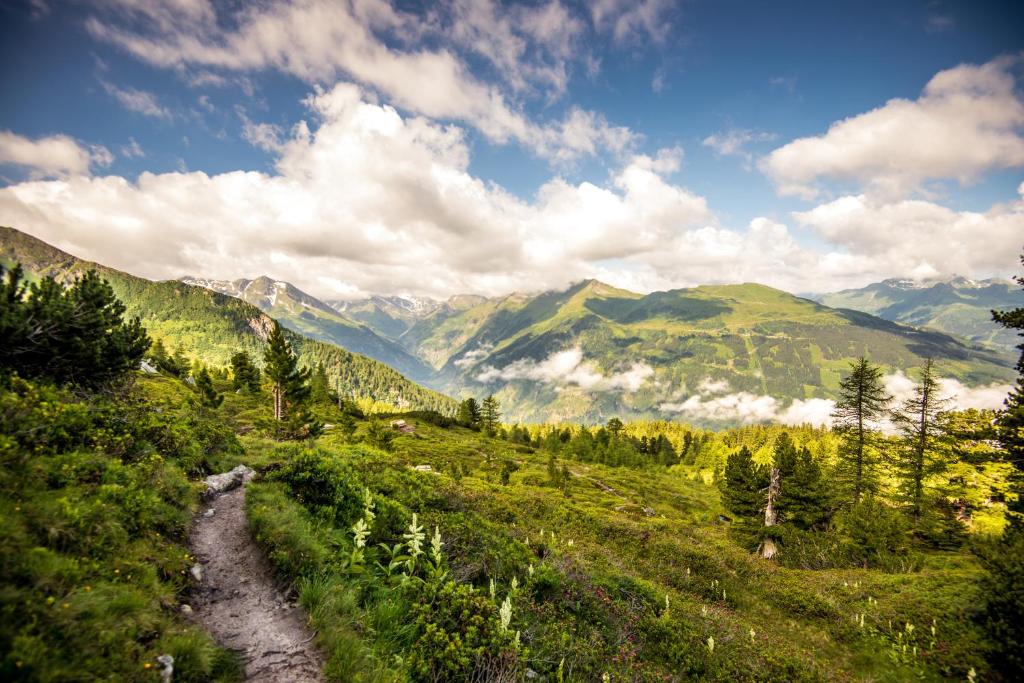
[238,410,996,681]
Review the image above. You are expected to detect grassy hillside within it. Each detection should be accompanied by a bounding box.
[0,227,455,414]
[181,277,434,382]
[405,279,1015,423]
[236,405,1002,682]
[817,278,1022,352]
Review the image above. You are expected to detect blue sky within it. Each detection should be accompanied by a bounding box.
[0,0,1022,299]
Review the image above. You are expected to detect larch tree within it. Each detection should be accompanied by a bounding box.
[831,357,891,504]
[891,358,950,524]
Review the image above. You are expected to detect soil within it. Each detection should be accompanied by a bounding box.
[188,486,325,682]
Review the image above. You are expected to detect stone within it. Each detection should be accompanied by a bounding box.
[203,465,255,498]
[190,564,204,582]
[180,604,193,615]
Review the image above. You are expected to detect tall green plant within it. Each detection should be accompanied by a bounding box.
[832,357,891,504]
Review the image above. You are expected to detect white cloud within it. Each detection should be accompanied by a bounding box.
[660,378,834,426]
[659,373,1011,426]
[454,344,493,368]
[101,80,173,120]
[760,56,1024,198]
[884,370,1012,413]
[0,131,112,178]
[792,189,1024,282]
[591,0,674,45]
[120,137,145,158]
[1,83,1019,301]
[477,347,653,393]
[85,0,634,163]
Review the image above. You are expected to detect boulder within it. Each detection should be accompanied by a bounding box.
[203,465,255,498]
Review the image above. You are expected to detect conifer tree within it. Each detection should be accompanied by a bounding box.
[0,264,149,388]
[230,350,261,392]
[981,253,1024,678]
[831,357,891,504]
[457,397,481,428]
[773,434,831,530]
[481,394,501,434]
[891,359,949,523]
[720,446,767,521]
[194,366,223,409]
[262,321,318,437]
[309,362,333,405]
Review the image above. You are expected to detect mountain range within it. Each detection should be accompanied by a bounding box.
[2,226,1017,424]
[814,276,1022,352]
[0,227,454,414]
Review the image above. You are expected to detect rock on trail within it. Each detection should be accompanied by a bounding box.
[188,471,324,682]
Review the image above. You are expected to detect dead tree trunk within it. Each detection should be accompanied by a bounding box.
[760,467,780,559]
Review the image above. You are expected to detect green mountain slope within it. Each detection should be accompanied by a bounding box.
[407,279,1015,423]
[180,276,434,382]
[0,226,455,413]
[815,276,1023,352]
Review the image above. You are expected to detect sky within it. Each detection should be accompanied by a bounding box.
[0,0,1022,301]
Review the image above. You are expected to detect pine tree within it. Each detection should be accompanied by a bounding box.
[194,366,223,409]
[992,254,1024,531]
[606,417,624,437]
[457,397,481,428]
[230,350,261,392]
[309,362,333,405]
[481,394,501,434]
[720,446,767,521]
[891,359,950,524]
[0,264,149,389]
[831,357,891,504]
[773,434,832,530]
[262,321,318,437]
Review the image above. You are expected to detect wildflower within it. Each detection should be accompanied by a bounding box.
[701,605,709,617]
[528,564,535,577]
[514,630,521,648]
[351,518,370,549]
[489,578,496,600]
[707,636,715,654]
[144,663,152,669]
[362,488,375,522]
[430,526,443,565]
[859,613,865,629]
[749,628,756,642]
[511,576,519,592]
[968,668,977,682]
[665,595,670,613]
[686,567,691,578]
[499,596,512,631]
[403,513,425,572]
[567,539,574,547]
[905,622,914,635]
[602,674,610,683]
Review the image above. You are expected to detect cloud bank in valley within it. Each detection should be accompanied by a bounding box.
[476,347,654,393]
[659,374,1013,426]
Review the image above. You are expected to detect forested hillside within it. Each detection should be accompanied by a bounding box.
[181,276,434,382]
[405,279,1015,422]
[816,277,1022,352]
[0,227,454,414]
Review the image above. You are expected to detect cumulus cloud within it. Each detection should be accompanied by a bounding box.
[84,0,635,163]
[792,189,1024,282]
[660,374,1011,426]
[760,55,1024,198]
[0,131,112,178]
[2,81,1020,300]
[477,347,653,393]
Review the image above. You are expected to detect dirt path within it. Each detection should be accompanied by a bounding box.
[189,486,325,682]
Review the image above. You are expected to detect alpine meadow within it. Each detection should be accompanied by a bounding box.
[2,2,1024,682]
